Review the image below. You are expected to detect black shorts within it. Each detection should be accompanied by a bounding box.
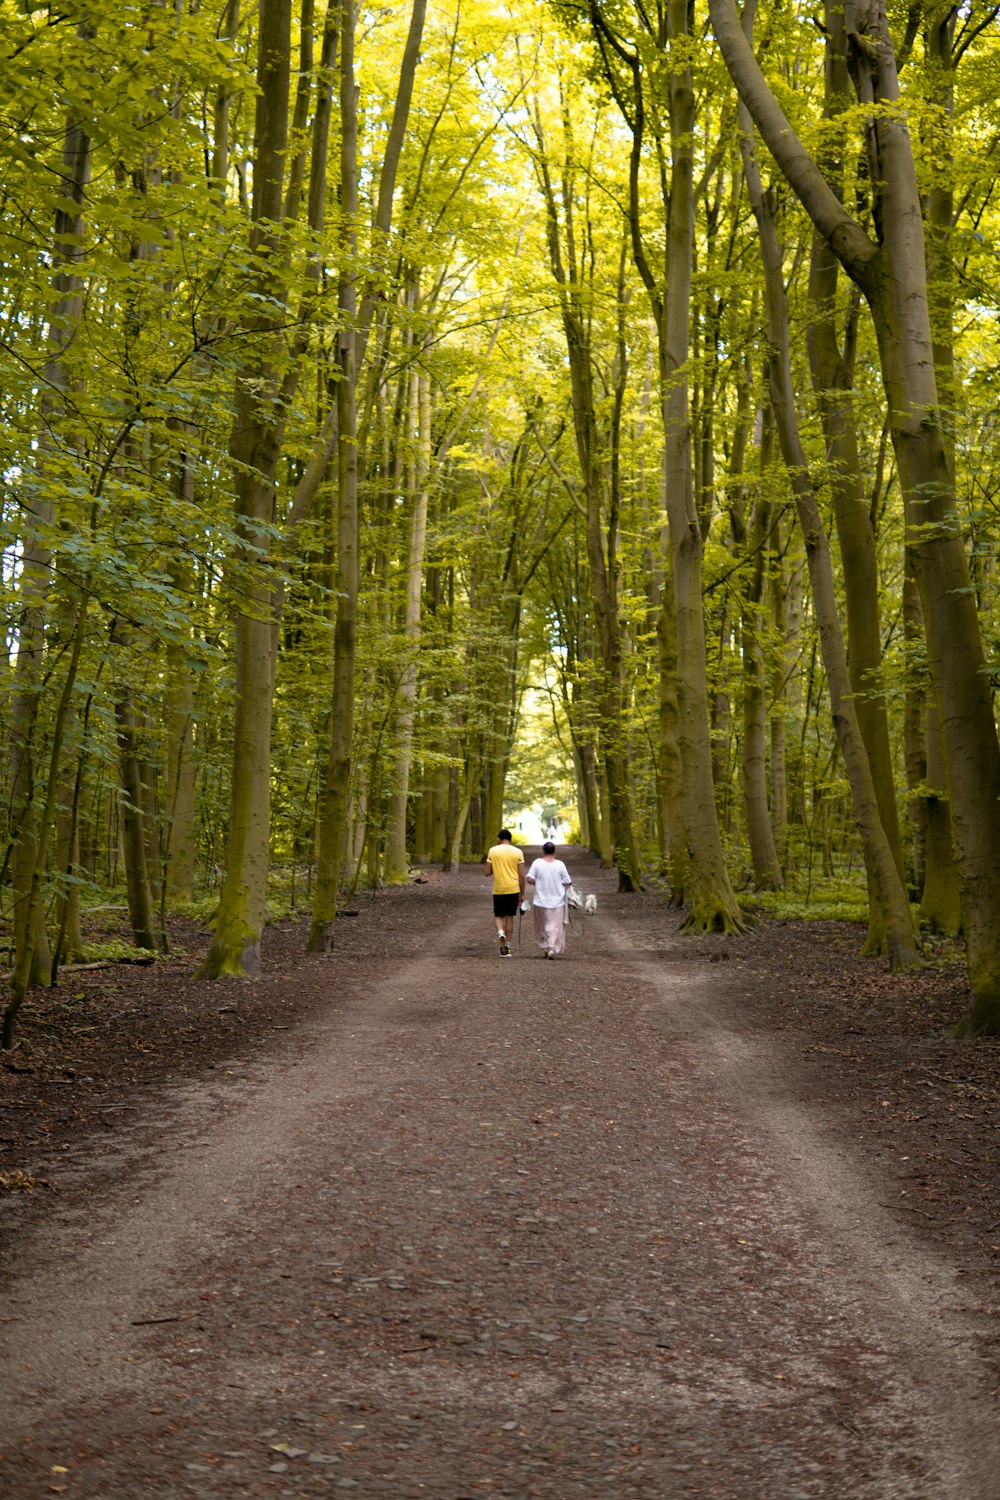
[493,893,519,917]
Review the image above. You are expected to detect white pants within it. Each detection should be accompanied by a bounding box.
[532,903,566,954]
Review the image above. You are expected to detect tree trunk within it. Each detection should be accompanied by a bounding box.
[8,86,92,995]
[741,532,783,890]
[164,641,197,904]
[383,365,431,883]
[4,603,87,1048]
[198,0,292,979]
[710,0,1000,1024]
[116,693,158,952]
[657,580,688,904]
[902,557,927,897]
[807,0,903,954]
[446,758,480,874]
[309,0,359,951]
[920,699,963,935]
[736,56,917,968]
[662,0,741,930]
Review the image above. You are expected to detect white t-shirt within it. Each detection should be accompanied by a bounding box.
[526,857,572,908]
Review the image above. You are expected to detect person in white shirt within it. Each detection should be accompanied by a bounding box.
[525,841,573,958]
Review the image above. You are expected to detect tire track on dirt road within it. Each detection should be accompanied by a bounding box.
[603,901,1000,1498]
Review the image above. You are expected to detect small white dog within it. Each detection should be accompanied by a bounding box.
[567,885,598,915]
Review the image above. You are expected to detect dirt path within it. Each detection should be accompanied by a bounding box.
[2,851,998,1498]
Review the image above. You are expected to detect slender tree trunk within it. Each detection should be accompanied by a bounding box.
[770,535,802,868]
[309,0,359,951]
[902,556,928,897]
[164,468,198,901]
[306,0,426,936]
[164,643,197,903]
[657,578,688,904]
[737,59,917,968]
[8,86,92,994]
[741,497,783,890]
[4,602,88,1047]
[807,0,903,954]
[116,693,158,952]
[921,699,963,934]
[446,758,479,874]
[383,365,431,883]
[53,813,84,968]
[212,0,240,192]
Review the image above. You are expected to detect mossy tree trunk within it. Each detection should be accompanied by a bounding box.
[8,85,92,995]
[730,0,920,970]
[198,0,292,978]
[806,0,904,955]
[712,0,1000,1029]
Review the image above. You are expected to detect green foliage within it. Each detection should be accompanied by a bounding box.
[744,882,876,926]
[78,941,157,965]
[3,0,1000,1034]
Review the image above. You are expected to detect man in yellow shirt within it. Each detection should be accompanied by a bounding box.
[485,829,525,957]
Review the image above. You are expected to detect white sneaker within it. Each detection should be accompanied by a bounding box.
[546,948,555,959]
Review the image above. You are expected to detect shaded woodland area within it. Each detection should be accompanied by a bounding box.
[5,0,1000,1042]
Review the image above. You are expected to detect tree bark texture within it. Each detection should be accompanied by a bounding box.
[710,0,1000,1023]
[116,694,158,952]
[309,0,359,951]
[199,0,291,978]
[661,0,741,930]
[8,90,91,994]
[383,365,431,883]
[532,98,642,891]
[736,66,917,969]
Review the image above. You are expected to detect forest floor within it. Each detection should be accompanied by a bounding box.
[1,849,999,1499]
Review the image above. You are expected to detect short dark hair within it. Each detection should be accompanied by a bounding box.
[543,840,556,854]
[498,828,512,842]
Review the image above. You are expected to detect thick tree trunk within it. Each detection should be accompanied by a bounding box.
[662,0,741,930]
[915,6,961,941]
[710,0,1000,1023]
[199,0,292,979]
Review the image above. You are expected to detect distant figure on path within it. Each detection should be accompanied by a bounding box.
[526,841,573,959]
[485,829,525,958]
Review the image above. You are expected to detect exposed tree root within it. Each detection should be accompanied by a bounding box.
[680,898,750,936]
